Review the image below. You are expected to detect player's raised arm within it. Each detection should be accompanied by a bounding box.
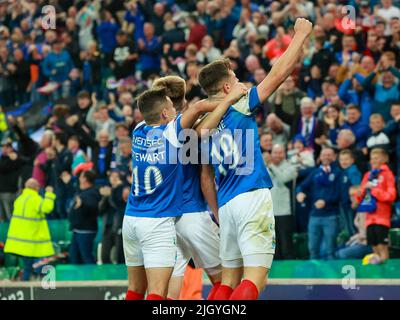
[194,82,248,136]
[257,18,313,103]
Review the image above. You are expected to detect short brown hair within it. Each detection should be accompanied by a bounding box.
[339,149,354,160]
[78,91,90,100]
[153,76,186,112]
[347,104,361,112]
[382,51,396,62]
[116,123,129,131]
[137,88,169,124]
[198,58,232,96]
[81,170,96,185]
[53,104,70,118]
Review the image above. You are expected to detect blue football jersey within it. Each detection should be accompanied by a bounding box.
[179,122,207,214]
[182,162,207,214]
[204,86,273,208]
[125,115,184,218]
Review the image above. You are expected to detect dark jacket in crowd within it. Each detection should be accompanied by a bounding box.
[69,187,101,231]
[0,154,24,193]
[348,144,368,174]
[12,60,31,92]
[91,142,113,180]
[45,147,73,188]
[384,118,400,174]
[99,184,125,232]
[296,163,341,217]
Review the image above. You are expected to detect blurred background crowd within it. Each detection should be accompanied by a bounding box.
[0,0,400,270]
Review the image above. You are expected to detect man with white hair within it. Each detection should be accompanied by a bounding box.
[290,97,327,155]
[336,129,368,173]
[245,55,262,83]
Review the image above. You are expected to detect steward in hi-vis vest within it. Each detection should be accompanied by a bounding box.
[4,178,56,258]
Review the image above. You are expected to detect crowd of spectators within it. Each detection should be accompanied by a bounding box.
[0,0,400,264]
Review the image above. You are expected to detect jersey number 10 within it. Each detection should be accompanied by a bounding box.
[210,132,240,176]
[132,166,163,196]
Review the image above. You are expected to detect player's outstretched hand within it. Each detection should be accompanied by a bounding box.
[226,82,248,104]
[294,18,313,38]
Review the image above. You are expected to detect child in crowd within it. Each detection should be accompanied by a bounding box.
[366,113,390,153]
[355,148,397,263]
[338,149,362,236]
[336,185,373,259]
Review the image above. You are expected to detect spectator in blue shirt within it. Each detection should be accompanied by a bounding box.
[338,72,373,125]
[123,1,145,41]
[96,10,119,59]
[338,149,362,236]
[341,104,370,149]
[41,40,74,99]
[137,23,161,80]
[296,147,341,260]
[361,54,400,122]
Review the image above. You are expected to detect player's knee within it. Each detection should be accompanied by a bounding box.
[205,264,222,278]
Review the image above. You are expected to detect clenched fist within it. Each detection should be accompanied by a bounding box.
[294,18,313,38]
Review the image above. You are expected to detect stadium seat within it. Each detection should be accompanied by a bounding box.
[48,219,72,254]
[389,228,400,258]
[4,253,19,267]
[0,267,9,280]
[48,219,72,243]
[0,222,9,243]
[292,233,309,260]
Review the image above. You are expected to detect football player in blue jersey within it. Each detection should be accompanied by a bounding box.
[123,85,247,300]
[196,18,313,300]
[152,76,248,300]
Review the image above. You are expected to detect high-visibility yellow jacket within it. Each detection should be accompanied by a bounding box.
[4,188,56,258]
[0,111,7,132]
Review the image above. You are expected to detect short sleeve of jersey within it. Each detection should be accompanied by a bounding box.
[163,114,183,148]
[231,86,260,115]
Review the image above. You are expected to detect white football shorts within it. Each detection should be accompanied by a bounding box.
[122,216,177,268]
[219,188,275,269]
[172,211,221,277]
